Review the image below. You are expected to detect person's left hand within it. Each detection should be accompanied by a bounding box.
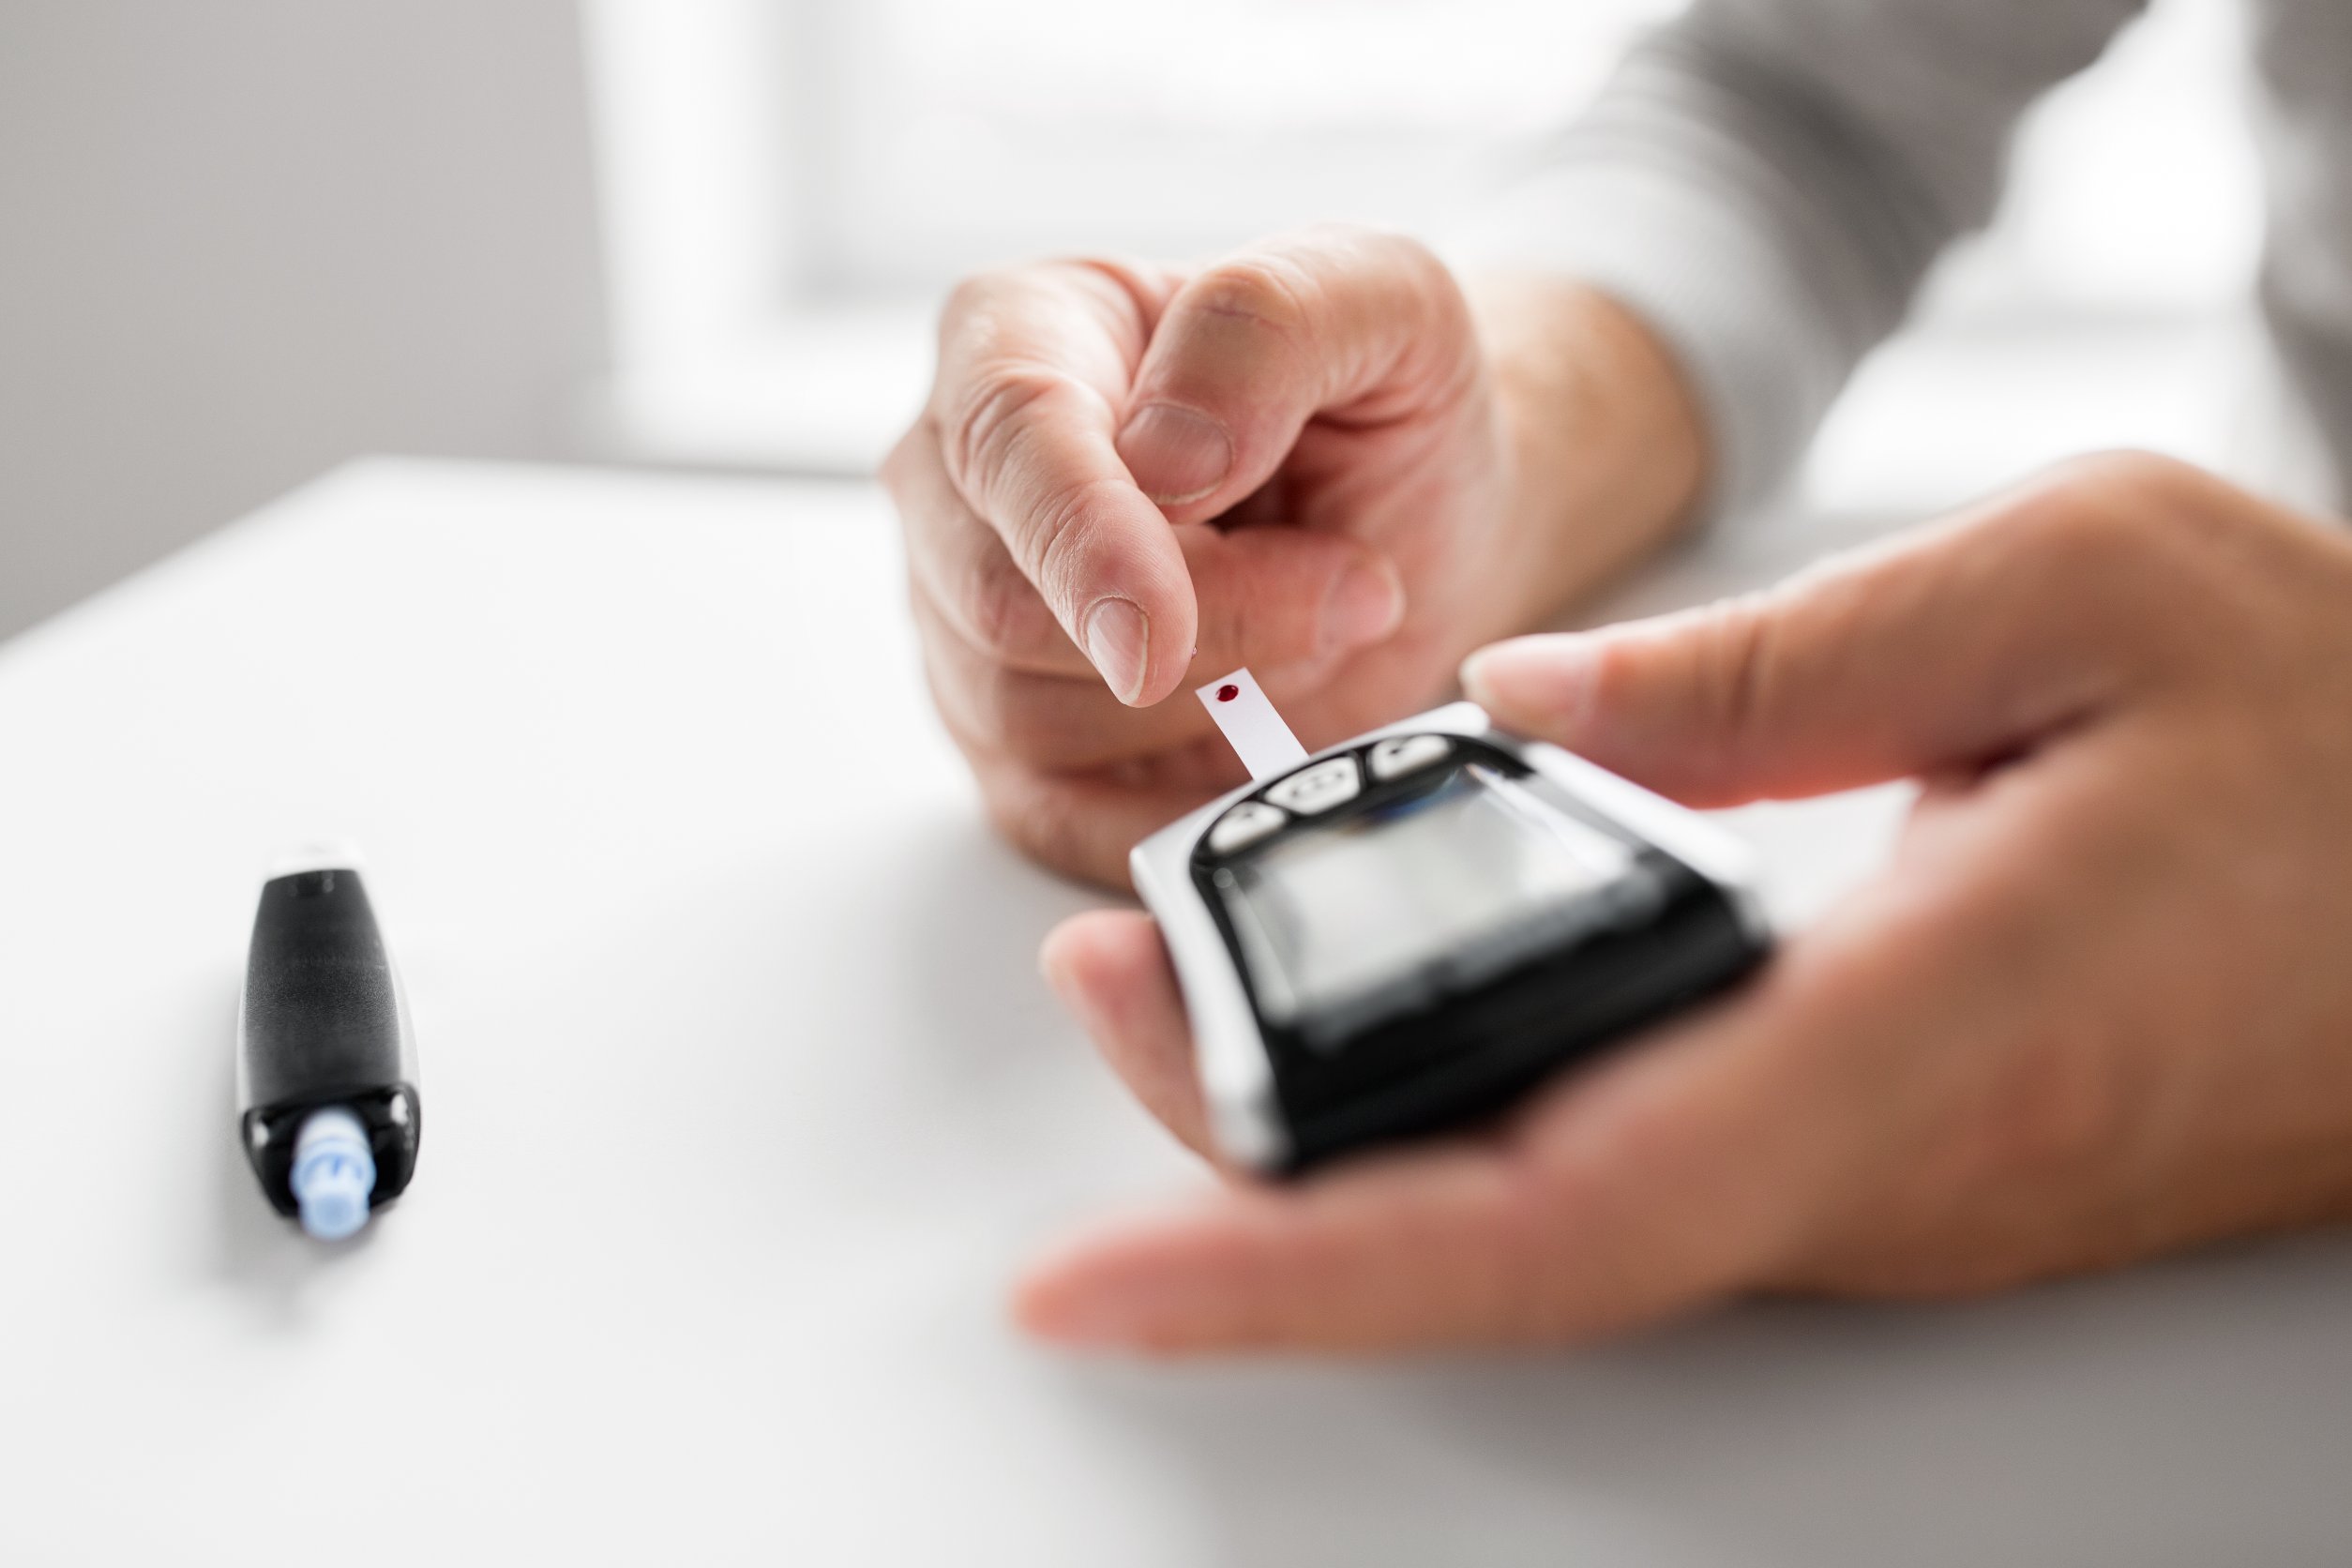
[1015,453,2352,1355]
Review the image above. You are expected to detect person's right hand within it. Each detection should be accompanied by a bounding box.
[882,227,1706,884]
[1014,454,2352,1356]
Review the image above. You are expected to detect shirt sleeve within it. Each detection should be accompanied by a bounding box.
[1453,0,2148,520]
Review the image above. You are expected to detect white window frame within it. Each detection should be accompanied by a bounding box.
[580,0,935,474]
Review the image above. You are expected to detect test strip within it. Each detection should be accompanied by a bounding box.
[1197,667,1309,781]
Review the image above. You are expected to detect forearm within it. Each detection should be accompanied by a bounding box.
[1457,0,2146,523]
[1470,275,1707,631]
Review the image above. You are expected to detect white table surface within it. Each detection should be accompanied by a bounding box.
[3,459,2348,1564]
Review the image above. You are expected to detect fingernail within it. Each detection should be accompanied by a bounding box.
[1116,403,1233,505]
[1460,634,1602,731]
[1322,558,1406,651]
[1084,596,1151,704]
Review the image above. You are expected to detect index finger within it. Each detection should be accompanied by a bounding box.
[931,259,1198,706]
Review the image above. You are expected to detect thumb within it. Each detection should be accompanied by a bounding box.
[1114,226,1480,522]
[1460,489,2151,806]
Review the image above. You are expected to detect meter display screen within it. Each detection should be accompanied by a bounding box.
[1219,764,1633,1035]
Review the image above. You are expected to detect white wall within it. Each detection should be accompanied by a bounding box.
[0,2,608,641]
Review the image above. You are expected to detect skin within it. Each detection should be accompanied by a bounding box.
[882,228,1705,886]
[884,228,2352,1355]
[1019,453,2352,1354]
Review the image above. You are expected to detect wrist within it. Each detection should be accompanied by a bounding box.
[1469,275,1709,629]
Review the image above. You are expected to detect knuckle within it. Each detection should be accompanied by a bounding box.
[942,362,1072,492]
[1191,567,1281,666]
[950,364,1063,486]
[942,369,1128,611]
[1289,221,1438,278]
[960,550,1059,662]
[2042,446,2204,505]
[1192,589,1246,667]
[1185,251,1319,342]
[943,641,1081,768]
[1580,590,1787,803]
[986,774,1094,881]
[1054,254,1164,325]
[985,671,1071,764]
[878,422,927,499]
[1295,224,1470,334]
[946,643,1019,744]
[2001,449,2208,561]
[917,599,1025,753]
[1340,225,1452,293]
[1020,474,1130,606]
[1972,450,2236,632]
[1707,596,1781,745]
[945,257,1100,321]
[1291,219,1382,249]
[1793,1231,2048,1301]
[1980,1033,2132,1191]
[940,266,1023,329]
[1486,1181,1579,1344]
[1934,940,2140,1197]
[1195,549,1337,667]
[1615,594,1780,785]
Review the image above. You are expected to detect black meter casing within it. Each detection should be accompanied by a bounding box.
[1132,702,1771,1175]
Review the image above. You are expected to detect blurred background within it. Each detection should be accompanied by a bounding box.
[0,0,2268,641]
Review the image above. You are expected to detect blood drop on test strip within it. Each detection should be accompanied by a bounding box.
[1196,667,1309,781]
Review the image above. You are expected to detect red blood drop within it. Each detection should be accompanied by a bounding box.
[1216,684,1240,702]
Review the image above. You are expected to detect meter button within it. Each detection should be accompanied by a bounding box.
[1206,801,1289,855]
[1264,757,1361,816]
[1368,733,1452,781]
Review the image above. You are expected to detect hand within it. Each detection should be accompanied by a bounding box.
[882,227,1705,884]
[1018,453,2352,1354]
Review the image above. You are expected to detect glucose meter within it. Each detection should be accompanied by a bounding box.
[1133,679,1771,1174]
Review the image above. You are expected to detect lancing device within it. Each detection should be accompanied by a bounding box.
[235,848,421,1240]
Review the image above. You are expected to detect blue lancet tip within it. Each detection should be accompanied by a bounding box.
[290,1107,378,1242]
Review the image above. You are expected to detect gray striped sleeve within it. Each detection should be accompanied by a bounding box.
[1455,0,2147,520]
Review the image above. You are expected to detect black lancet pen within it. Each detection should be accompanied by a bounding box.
[235,848,422,1240]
